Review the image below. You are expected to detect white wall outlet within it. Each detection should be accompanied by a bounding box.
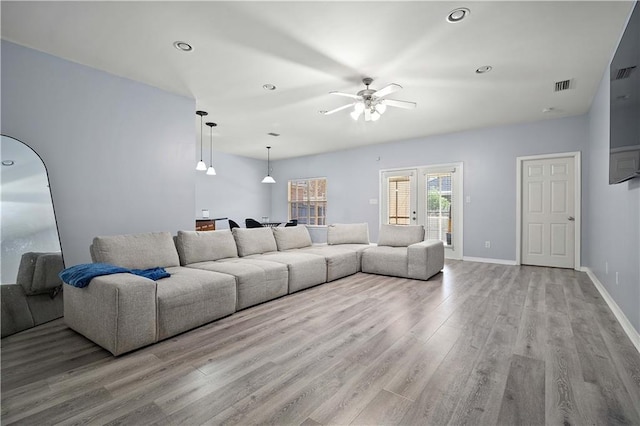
[605,261,608,274]
[616,272,619,285]
[485,241,491,248]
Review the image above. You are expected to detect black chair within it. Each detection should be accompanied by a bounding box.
[228,219,240,230]
[245,218,263,228]
[285,219,298,227]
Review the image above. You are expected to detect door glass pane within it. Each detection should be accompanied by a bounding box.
[387,176,411,224]
[425,172,453,246]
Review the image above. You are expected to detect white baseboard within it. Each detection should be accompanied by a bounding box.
[462,256,517,265]
[583,267,640,353]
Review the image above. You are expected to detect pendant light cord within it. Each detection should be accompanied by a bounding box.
[200,114,204,161]
[267,146,271,176]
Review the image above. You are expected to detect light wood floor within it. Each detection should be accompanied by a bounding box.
[2,260,639,425]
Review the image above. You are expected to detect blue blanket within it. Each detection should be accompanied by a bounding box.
[59,263,170,288]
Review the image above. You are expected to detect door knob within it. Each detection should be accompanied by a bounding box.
[568,216,575,221]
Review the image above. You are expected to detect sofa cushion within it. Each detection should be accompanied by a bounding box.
[377,224,425,247]
[232,227,278,257]
[327,223,370,245]
[248,252,327,293]
[298,245,359,282]
[176,230,238,265]
[272,226,312,251]
[92,232,180,269]
[361,246,409,278]
[157,267,236,340]
[190,258,288,310]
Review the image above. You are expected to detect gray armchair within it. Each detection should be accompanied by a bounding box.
[361,225,444,280]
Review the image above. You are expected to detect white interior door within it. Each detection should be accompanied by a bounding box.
[522,156,575,268]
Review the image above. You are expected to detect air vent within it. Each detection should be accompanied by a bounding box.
[267,132,280,137]
[554,79,574,92]
[614,66,636,80]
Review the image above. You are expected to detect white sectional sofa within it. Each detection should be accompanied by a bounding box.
[64,223,443,355]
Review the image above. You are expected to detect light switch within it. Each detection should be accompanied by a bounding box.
[369,198,378,205]
[466,196,471,203]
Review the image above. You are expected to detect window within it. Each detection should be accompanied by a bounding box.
[288,178,327,225]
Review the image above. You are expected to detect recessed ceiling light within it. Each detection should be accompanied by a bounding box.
[542,107,556,113]
[2,160,15,166]
[173,41,193,52]
[476,65,493,74]
[447,8,470,23]
[263,84,276,91]
[319,110,328,115]
[267,132,280,137]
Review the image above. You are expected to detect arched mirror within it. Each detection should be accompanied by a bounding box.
[1,134,64,338]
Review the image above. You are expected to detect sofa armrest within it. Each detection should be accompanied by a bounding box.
[407,240,444,280]
[64,273,157,356]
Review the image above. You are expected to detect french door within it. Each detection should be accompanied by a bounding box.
[381,164,463,259]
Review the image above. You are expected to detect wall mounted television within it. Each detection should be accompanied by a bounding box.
[610,1,640,184]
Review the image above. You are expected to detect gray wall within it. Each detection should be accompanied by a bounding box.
[2,41,275,265]
[271,115,588,260]
[195,150,271,229]
[585,68,640,333]
[1,41,196,266]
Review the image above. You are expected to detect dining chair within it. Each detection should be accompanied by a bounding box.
[245,218,263,228]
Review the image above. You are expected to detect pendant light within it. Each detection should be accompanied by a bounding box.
[261,146,275,183]
[205,121,217,176]
[195,110,208,171]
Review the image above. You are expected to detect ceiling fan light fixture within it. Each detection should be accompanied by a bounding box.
[325,78,416,122]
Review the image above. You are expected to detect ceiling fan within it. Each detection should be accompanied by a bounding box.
[323,77,417,121]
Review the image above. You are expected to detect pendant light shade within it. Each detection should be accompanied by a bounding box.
[195,110,208,171]
[205,121,217,176]
[261,146,275,184]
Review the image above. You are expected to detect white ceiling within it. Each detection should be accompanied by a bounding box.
[1,1,634,160]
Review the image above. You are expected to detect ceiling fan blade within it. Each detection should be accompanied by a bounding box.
[323,103,354,115]
[329,91,361,100]
[385,99,417,109]
[374,83,402,99]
